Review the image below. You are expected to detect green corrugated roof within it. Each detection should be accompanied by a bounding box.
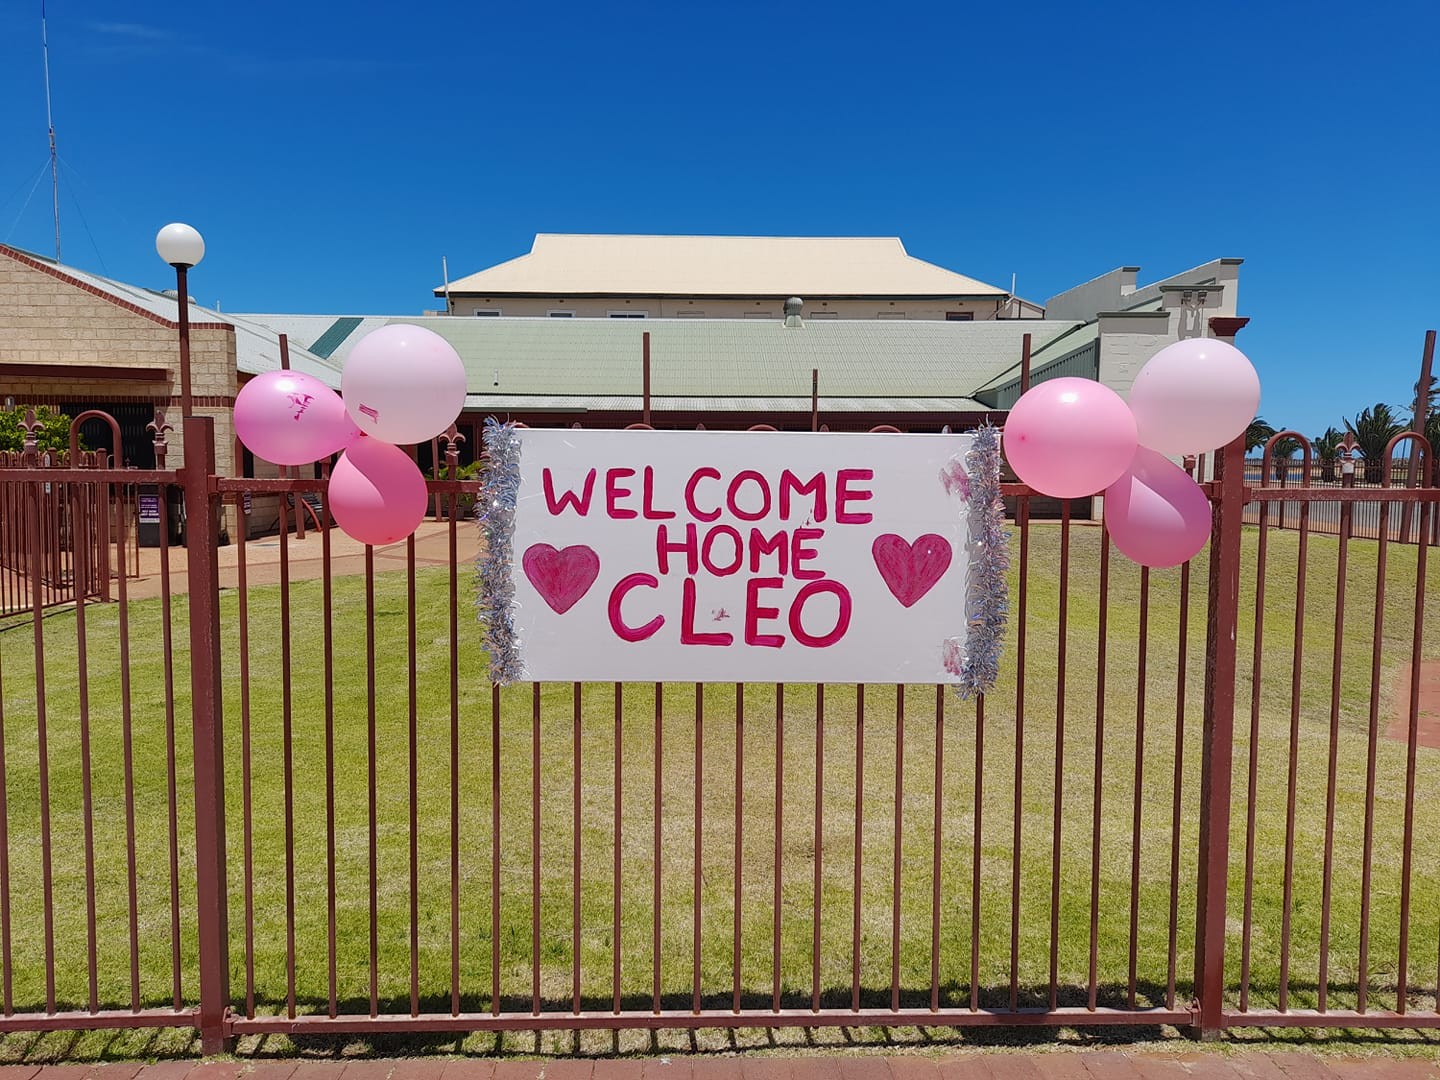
[350,317,1082,399]
[307,316,364,359]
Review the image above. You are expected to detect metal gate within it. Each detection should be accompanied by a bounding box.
[0,398,1436,1051]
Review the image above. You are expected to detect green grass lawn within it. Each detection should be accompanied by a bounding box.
[0,522,1438,1040]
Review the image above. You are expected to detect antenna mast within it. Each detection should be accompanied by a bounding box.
[41,0,60,261]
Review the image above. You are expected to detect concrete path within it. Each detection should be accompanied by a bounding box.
[0,1054,1436,1079]
[124,520,480,601]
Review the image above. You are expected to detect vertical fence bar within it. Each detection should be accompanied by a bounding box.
[1009,494,1029,1012]
[533,682,542,1015]
[279,503,297,1019]
[1239,490,1271,1012]
[116,477,140,1012]
[890,685,904,1012]
[1399,498,1429,1012]
[70,489,98,1012]
[158,488,183,1010]
[613,681,622,1015]
[852,683,865,1013]
[366,547,379,1018]
[1127,568,1149,1009]
[237,499,255,1019]
[1087,530,1110,1011]
[32,486,57,1014]
[970,693,984,1012]
[1048,500,1070,1011]
[491,682,501,1016]
[735,682,745,1013]
[1193,435,1245,1037]
[693,682,704,1013]
[1318,497,1352,1011]
[1277,495,1310,1012]
[772,682,784,1013]
[184,417,230,1054]
[408,535,421,1018]
[573,682,582,1016]
[0,590,9,1016]
[926,683,945,1012]
[812,683,824,1013]
[1357,498,1390,1012]
[321,489,338,1018]
[653,682,663,1015]
[448,481,461,1017]
[1167,488,1192,1015]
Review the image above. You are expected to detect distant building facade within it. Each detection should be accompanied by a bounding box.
[435,234,1040,322]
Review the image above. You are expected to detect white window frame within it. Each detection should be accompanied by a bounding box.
[474,308,501,317]
[607,310,649,318]
[547,310,575,318]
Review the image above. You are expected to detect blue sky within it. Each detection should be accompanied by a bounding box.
[1,1,1436,435]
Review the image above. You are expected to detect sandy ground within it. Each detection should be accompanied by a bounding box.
[122,519,480,600]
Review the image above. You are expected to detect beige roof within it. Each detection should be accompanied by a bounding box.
[439,234,1008,299]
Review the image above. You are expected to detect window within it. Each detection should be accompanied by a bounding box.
[877,311,908,320]
[743,311,775,319]
[608,310,648,318]
[548,310,575,318]
[809,311,838,319]
[474,309,500,317]
[675,309,706,317]
[945,311,974,322]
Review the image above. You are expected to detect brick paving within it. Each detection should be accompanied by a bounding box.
[0,1055,1436,1080]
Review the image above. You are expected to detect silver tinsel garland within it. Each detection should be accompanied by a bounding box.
[476,418,525,684]
[945,423,1009,697]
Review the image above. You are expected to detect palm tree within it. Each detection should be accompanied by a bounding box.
[1270,435,1302,486]
[1245,418,1277,454]
[1314,427,1343,483]
[1345,403,1407,483]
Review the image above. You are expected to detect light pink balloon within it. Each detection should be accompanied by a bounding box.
[342,324,468,445]
[234,371,360,466]
[1128,338,1260,455]
[1103,447,1212,568]
[328,436,428,546]
[1003,378,1138,498]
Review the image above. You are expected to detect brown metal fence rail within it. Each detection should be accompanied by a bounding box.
[0,400,1438,1052]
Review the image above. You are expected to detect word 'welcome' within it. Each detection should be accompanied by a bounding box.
[541,465,874,649]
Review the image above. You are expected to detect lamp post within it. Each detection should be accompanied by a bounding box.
[155,222,205,417]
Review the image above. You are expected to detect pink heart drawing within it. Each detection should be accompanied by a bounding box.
[871,533,952,608]
[522,543,600,614]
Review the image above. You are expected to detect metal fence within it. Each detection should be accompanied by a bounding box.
[0,447,139,618]
[1242,454,1439,543]
[0,411,1437,1052]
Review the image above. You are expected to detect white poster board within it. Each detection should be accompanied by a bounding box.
[509,429,974,683]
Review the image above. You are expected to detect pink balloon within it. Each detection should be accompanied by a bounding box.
[1103,447,1212,568]
[327,436,428,546]
[234,371,360,466]
[342,324,468,445]
[1003,378,1138,498]
[1128,338,1260,455]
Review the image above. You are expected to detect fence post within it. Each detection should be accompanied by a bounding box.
[1191,430,1246,1037]
[182,416,231,1053]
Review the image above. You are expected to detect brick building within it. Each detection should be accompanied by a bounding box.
[0,243,339,537]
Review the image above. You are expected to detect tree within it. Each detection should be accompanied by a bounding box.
[1345,403,1407,483]
[1314,427,1343,483]
[0,405,75,455]
[1270,436,1302,485]
[1245,417,1277,454]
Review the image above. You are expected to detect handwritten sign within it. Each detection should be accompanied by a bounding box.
[509,429,974,683]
